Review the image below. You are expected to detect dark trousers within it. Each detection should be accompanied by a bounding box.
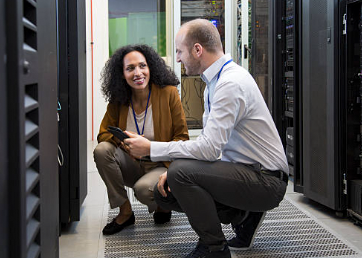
[154,159,287,249]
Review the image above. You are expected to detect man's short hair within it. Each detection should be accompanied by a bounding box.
[182,19,223,53]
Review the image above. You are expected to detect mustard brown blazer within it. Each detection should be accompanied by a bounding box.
[97,84,189,167]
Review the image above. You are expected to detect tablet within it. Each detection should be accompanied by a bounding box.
[107,126,151,161]
[107,126,129,141]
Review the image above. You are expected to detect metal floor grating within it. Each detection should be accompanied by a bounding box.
[104,197,362,258]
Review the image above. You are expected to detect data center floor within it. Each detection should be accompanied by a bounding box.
[59,140,362,258]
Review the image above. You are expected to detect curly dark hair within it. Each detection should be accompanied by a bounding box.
[101,44,180,105]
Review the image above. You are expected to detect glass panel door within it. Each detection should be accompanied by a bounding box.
[180,0,225,129]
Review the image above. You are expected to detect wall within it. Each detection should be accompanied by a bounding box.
[86,0,109,141]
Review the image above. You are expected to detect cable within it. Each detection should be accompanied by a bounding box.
[58,144,64,166]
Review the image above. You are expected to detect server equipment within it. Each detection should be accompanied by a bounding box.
[298,0,344,213]
[272,0,362,223]
[270,0,299,180]
[0,1,8,256]
[58,0,88,225]
[2,0,59,257]
[345,0,362,225]
[284,0,296,178]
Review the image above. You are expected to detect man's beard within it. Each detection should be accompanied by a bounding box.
[185,55,201,76]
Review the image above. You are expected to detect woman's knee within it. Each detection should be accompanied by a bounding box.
[93,141,115,164]
[133,180,155,206]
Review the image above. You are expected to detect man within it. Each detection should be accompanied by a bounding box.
[125,18,289,258]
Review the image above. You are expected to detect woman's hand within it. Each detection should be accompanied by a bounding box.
[157,171,170,197]
[124,131,151,158]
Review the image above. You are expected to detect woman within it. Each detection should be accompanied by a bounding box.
[94,44,189,235]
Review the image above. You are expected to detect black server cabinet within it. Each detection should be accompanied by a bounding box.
[284,0,297,180]
[301,0,345,211]
[4,0,59,257]
[0,0,9,256]
[58,0,87,224]
[272,0,362,217]
[344,0,362,224]
[270,0,300,184]
[269,0,286,140]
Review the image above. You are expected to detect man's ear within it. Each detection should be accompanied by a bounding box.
[193,43,203,57]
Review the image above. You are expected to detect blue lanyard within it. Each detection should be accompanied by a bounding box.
[208,59,233,112]
[130,88,151,135]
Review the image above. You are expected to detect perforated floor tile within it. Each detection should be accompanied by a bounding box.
[104,198,362,258]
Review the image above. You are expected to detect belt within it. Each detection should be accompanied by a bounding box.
[261,170,289,184]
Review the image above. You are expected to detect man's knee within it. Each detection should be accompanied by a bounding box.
[153,182,160,199]
[153,180,183,212]
[167,159,194,188]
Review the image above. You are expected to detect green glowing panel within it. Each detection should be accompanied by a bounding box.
[108,13,166,57]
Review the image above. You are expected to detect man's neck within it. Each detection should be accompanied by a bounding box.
[200,51,224,74]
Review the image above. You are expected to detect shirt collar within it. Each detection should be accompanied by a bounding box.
[201,53,232,84]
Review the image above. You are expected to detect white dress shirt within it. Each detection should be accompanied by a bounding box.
[150,54,289,173]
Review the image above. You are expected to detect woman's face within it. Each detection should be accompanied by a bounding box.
[123,51,150,91]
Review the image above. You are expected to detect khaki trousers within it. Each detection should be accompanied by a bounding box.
[93,141,166,212]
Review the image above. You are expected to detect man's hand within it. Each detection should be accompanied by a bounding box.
[157,171,170,197]
[119,141,131,155]
[124,131,151,158]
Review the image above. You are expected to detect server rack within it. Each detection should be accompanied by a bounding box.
[3,0,59,257]
[345,0,362,224]
[0,0,8,256]
[300,0,346,212]
[271,0,362,220]
[274,0,345,211]
[58,0,87,224]
[273,0,346,212]
[270,0,300,185]
[284,0,296,178]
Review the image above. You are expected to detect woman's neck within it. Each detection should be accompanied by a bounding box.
[131,86,150,114]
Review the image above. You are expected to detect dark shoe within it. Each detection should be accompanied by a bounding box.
[102,212,135,235]
[227,211,266,250]
[185,242,231,258]
[153,210,171,224]
[217,206,248,225]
